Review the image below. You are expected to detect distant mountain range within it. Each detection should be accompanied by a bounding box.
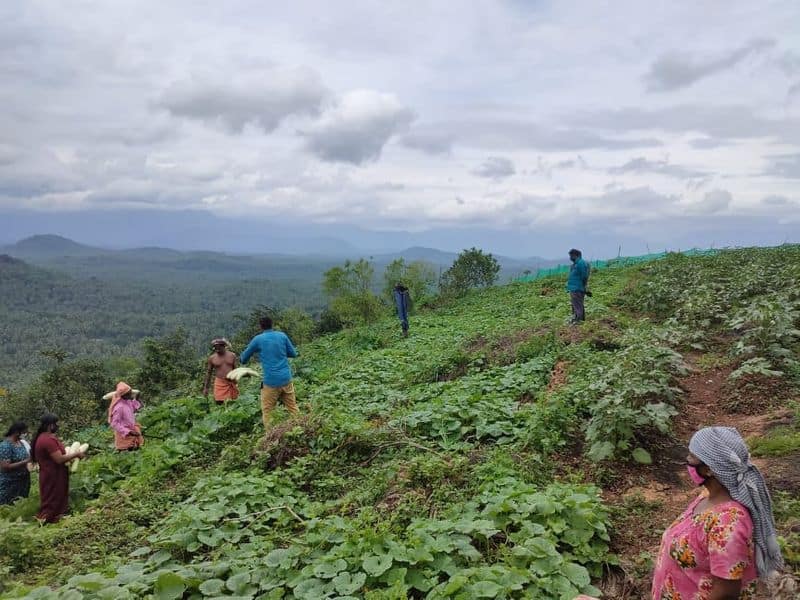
[1,235,563,278]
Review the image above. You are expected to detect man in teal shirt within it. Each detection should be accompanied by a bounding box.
[566,248,590,324]
[240,316,299,429]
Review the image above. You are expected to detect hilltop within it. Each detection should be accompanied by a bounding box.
[0,246,798,599]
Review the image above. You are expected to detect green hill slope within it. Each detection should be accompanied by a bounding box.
[1,246,798,599]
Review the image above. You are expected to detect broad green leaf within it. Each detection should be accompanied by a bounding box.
[632,447,653,465]
[362,554,393,576]
[562,562,590,587]
[587,441,615,461]
[97,587,131,600]
[471,581,503,597]
[226,572,251,592]
[153,572,186,600]
[68,574,108,591]
[293,577,327,599]
[313,558,347,579]
[332,571,366,595]
[199,579,225,595]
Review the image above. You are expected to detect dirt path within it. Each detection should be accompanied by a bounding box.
[600,353,799,599]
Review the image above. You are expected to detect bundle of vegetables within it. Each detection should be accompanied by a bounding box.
[226,367,261,382]
[67,441,89,473]
[101,389,140,401]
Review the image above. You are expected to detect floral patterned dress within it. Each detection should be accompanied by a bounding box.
[652,495,757,600]
[0,439,31,504]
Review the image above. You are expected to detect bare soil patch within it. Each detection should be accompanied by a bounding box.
[546,360,569,392]
[599,353,800,599]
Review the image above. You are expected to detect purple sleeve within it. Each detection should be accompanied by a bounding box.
[110,404,133,436]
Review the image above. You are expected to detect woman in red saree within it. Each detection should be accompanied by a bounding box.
[31,414,84,523]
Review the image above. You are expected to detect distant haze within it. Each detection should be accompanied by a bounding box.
[1,209,796,260]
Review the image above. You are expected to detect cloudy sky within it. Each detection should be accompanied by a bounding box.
[1,1,799,257]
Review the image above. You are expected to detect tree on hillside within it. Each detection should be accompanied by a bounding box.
[0,355,112,432]
[232,304,316,346]
[439,247,501,297]
[276,307,316,344]
[382,258,437,306]
[231,304,280,350]
[136,327,199,397]
[322,259,382,326]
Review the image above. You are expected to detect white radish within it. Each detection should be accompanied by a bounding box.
[226,367,261,382]
[70,442,89,473]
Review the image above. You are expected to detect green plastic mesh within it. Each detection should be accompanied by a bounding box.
[513,248,720,283]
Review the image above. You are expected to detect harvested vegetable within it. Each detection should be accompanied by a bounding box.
[69,442,89,473]
[226,367,261,382]
[102,389,140,401]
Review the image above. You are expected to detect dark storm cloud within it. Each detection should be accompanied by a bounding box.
[608,157,708,179]
[646,38,775,92]
[472,157,516,179]
[302,90,415,164]
[156,67,328,133]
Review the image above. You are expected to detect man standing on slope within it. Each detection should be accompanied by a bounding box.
[203,338,239,404]
[240,317,299,429]
[566,248,590,324]
[393,282,411,337]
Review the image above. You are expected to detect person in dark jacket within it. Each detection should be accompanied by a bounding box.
[566,249,590,324]
[393,283,411,337]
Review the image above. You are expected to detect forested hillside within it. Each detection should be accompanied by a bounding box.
[0,247,798,599]
[0,255,322,390]
[0,236,561,390]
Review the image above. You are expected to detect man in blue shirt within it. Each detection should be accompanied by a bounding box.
[240,316,299,429]
[566,248,590,324]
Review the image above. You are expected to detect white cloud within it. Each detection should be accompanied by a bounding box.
[764,153,800,178]
[302,90,415,164]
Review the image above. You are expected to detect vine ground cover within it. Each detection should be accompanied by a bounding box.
[1,245,799,599]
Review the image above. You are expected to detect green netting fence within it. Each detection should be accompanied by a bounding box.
[513,248,720,283]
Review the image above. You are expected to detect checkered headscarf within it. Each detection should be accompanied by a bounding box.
[689,426,783,577]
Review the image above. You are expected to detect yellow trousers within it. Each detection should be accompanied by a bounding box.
[260,382,299,429]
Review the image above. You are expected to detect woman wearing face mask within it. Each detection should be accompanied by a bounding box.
[652,426,783,599]
[575,426,783,600]
[31,414,85,523]
[0,421,32,505]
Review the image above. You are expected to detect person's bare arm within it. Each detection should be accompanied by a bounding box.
[0,458,30,471]
[49,450,85,465]
[707,577,741,600]
[203,357,214,397]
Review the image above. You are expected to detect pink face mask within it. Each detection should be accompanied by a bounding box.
[686,464,706,486]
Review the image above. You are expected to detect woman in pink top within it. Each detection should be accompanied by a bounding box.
[108,381,144,451]
[576,427,783,600]
[650,426,782,599]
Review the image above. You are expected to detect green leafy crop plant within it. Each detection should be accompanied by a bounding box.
[5,246,799,599]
